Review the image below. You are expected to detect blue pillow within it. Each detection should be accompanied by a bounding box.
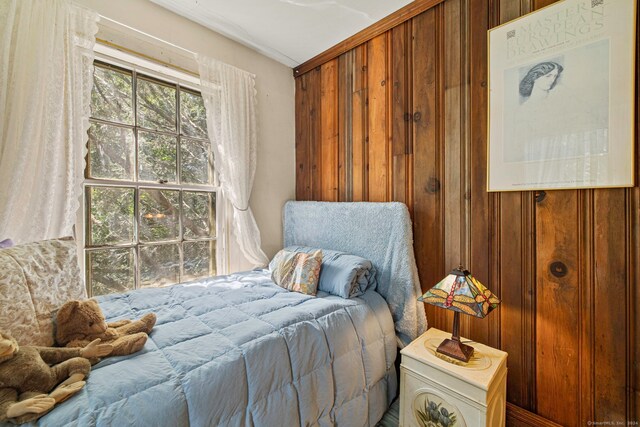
[284,246,377,298]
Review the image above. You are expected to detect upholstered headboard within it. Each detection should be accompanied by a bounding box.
[283,201,427,347]
[0,238,86,346]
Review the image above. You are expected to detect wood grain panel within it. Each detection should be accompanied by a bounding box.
[412,8,446,337]
[352,45,368,201]
[337,52,352,201]
[308,68,322,201]
[633,186,640,421]
[320,60,339,201]
[535,190,580,426]
[295,74,310,200]
[366,34,390,202]
[442,0,464,272]
[578,190,595,424]
[466,0,493,347]
[391,22,412,207]
[496,0,536,412]
[593,189,628,422]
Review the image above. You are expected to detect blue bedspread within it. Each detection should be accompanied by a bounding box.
[36,270,396,427]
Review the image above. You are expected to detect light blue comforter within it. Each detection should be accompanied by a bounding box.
[35,270,396,427]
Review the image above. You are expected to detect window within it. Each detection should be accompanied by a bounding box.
[84,60,218,297]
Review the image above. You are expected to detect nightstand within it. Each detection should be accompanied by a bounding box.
[399,328,507,427]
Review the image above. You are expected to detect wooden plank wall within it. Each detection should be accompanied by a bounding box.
[294,0,640,425]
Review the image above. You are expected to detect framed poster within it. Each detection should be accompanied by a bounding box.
[488,0,636,191]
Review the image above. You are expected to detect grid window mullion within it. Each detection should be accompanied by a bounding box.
[86,60,216,297]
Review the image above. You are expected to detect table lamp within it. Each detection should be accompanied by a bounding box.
[418,266,500,362]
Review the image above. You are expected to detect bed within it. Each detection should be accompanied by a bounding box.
[0,201,426,427]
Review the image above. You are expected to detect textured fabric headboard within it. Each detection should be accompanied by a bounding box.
[283,201,427,347]
[0,238,86,346]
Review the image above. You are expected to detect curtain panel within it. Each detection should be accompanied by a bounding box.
[197,55,268,268]
[0,0,98,244]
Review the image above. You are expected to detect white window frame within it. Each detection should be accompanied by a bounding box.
[77,43,228,296]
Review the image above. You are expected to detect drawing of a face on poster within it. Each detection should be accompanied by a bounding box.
[502,39,610,164]
[519,61,563,102]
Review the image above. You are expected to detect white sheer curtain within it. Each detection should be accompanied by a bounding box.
[0,0,98,245]
[197,55,268,268]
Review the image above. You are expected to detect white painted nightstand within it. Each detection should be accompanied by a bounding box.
[399,328,507,427]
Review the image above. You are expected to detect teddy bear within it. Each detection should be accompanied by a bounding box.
[55,299,156,359]
[0,330,112,424]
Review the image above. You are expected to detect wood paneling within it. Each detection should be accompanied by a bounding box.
[294,0,640,425]
[366,34,390,202]
[412,5,447,330]
[535,190,581,426]
[320,60,339,201]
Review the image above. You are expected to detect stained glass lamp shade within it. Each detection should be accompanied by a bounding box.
[418,266,500,362]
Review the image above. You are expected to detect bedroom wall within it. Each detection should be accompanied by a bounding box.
[76,0,296,271]
[294,0,639,425]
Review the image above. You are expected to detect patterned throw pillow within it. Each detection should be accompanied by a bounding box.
[269,249,323,295]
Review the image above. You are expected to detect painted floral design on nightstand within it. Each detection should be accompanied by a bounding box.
[413,392,467,427]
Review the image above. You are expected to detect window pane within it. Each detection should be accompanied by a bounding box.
[138,131,177,183]
[140,244,180,287]
[139,189,180,242]
[183,192,215,239]
[87,248,135,296]
[180,91,208,139]
[87,186,135,246]
[137,77,176,132]
[88,122,135,180]
[91,65,133,124]
[183,240,216,281]
[181,138,211,185]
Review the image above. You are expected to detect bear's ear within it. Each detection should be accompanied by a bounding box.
[87,299,102,312]
[57,300,80,325]
[55,300,81,344]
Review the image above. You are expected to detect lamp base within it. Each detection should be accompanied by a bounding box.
[436,338,474,362]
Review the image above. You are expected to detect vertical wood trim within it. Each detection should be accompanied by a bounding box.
[406,20,415,215]
[386,32,394,203]
[631,187,640,422]
[391,23,410,205]
[592,189,628,422]
[352,45,368,201]
[496,0,536,411]
[412,8,445,333]
[337,53,352,201]
[578,190,595,424]
[366,34,389,202]
[443,0,463,273]
[320,60,339,201]
[467,0,491,345]
[309,68,323,200]
[295,75,311,200]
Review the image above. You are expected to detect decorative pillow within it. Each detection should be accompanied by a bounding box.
[0,237,86,346]
[269,249,323,295]
[286,246,377,298]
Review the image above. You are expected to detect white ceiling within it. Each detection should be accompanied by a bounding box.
[149,0,413,68]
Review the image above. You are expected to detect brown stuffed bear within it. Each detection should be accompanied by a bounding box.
[0,330,112,424]
[55,299,156,359]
